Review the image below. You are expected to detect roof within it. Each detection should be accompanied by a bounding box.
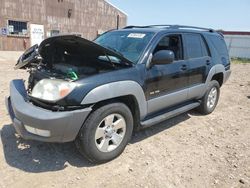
[221,31,250,36]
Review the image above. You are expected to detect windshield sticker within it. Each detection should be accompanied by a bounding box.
[128,33,146,39]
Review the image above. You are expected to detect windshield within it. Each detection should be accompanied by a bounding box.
[95,30,155,64]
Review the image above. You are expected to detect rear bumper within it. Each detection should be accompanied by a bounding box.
[224,70,231,84]
[5,79,92,143]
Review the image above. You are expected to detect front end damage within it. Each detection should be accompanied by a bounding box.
[6,80,92,142]
[6,35,132,142]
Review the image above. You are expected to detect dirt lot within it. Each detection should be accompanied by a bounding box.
[0,60,249,188]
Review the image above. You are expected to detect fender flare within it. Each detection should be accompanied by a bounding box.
[81,81,147,119]
[205,64,225,86]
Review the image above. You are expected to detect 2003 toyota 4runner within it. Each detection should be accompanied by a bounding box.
[6,25,231,163]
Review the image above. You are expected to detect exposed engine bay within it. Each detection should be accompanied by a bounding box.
[27,63,99,92]
[15,35,132,93]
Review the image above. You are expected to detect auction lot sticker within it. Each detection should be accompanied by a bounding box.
[128,33,146,38]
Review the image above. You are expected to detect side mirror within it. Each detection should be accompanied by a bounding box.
[151,50,175,65]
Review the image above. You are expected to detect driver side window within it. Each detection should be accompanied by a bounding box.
[153,35,183,61]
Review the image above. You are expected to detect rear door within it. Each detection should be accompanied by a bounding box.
[183,33,211,99]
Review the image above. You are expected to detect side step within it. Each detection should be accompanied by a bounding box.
[140,102,200,128]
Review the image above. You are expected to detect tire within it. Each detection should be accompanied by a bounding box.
[197,80,220,115]
[75,102,133,163]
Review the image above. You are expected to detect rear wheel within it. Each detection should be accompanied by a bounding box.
[197,80,220,115]
[75,102,133,163]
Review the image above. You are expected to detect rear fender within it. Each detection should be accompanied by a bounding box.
[205,64,226,86]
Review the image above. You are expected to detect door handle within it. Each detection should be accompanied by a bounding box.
[181,64,187,71]
[206,59,211,65]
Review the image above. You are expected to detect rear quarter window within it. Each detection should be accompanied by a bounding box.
[208,35,228,55]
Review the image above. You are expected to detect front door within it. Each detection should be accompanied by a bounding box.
[145,34,189,115]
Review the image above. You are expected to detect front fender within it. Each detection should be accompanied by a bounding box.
[81,81,147,119]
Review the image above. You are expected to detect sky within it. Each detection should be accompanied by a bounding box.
[107,0,250,31]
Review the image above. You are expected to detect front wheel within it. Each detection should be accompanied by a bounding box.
[197,80,220,115]
[75,102,133,163]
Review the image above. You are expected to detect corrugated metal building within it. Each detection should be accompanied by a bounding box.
[0,0,127,51]
[223,31,250,59]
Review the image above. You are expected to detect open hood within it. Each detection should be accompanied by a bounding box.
[15,44,39,69]
[15,35,133,69]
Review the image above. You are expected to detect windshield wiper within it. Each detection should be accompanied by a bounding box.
[101,45,133,66]
[105,46,124,57]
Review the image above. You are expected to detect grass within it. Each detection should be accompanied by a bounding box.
[231,58,250,64]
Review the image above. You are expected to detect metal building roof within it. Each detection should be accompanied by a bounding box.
[105,0,128,16]
[222,31,250,36]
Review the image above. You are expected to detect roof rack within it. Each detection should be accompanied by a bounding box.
[123,25,215,32]
[123,25,154,29]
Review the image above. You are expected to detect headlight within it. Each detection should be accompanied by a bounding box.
[31,79,76,102]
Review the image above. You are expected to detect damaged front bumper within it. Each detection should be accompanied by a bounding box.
[5,79,92,143]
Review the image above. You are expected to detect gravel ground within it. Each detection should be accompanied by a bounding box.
[0,60,249,188]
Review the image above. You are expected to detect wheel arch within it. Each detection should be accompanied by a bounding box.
[81,81,147,120]
[90,95,141,131]
[206,64,225,87]
[211,72,223,86]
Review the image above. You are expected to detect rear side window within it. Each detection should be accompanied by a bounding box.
[208,35,228,55]
[184,34,209,59]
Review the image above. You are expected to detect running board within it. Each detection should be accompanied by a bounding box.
[141,102,200,128]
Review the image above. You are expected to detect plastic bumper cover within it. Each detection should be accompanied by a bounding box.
[224,70,231,83]
[5,79,92,143]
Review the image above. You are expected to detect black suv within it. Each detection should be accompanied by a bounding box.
[6,25,231,163]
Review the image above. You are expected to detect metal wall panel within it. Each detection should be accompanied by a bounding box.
[0,0,127,51]
[224,35,250,59]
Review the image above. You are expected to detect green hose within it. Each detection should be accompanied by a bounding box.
[67,69,78,80]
